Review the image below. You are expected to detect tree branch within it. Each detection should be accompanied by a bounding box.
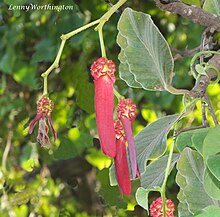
[154,0,220,32]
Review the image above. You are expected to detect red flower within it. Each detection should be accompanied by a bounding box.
[29,96,56,148]
[114,120,131,196]
[117,98,138,179]
[91,57,116,158]
[150,197,175,217]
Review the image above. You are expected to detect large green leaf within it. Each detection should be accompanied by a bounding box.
[194,206,220,217]
[203,0,220,16]
[117,8,174,91]
[176,148,219,215]
[117,33,142,88]
[140,154,179,189]
[203,126,220,159]
[135,114,180,173]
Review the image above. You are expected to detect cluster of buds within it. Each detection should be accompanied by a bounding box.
[91,57,139,195]
[29,96,56,148]
[150,197,175,217]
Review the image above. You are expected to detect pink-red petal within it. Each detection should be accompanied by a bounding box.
[94,76,116,158]
[28,113,43,134]
[120,117,138,179]
[114,138,131,196]
[48,115,57,142]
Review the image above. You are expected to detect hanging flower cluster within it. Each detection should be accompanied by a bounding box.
[91,57,139,195]
[29,96,56,148]
[150,197,175,217]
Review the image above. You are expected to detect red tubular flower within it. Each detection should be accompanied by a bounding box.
[29,96,56,148]
[91,57,116,158]
[117,98,138,179]
[114,120,131,196]
[150,197,175,217]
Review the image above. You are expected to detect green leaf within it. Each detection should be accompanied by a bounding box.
[135,187,151,213]
[193,206,220,217]
[176,148,219,215]
[175,128,209,153]
[117,8,174,91]
[97,169,127,208]
[203,0,220,16]
[117,33,142,88]
[191,128,210,155]
[135,114,180,173]
[203,125,220,159]
[54,131,93,160]
[0,49,15,74]
[176,173,193,217]
[13,62,37,89]
[175,131,194,152]
[141,154,179,189]
[204,167,220,200]
[206,155,220,181]
[31,39,56,63]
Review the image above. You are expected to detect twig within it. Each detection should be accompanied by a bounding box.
[201,101,209,127]
[154,0,220,32]
[171,46,200,61]
[175,125,207,136]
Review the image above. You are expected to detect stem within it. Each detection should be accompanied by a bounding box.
[40,19,100,95]
[165,85,190,95]
[95,0,127,31]
[40,0,128,95]
[61,19,100,40]
[161,139,175,217]
[113,88,124,100]
[98,24,107,58]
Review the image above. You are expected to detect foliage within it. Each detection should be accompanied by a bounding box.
[1,0,220,217]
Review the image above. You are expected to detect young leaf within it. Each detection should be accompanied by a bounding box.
[176,148,220,215]
[135,114,180,173]
[117,8,174,91]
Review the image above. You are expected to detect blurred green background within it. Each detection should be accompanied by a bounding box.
[0,0,220,216]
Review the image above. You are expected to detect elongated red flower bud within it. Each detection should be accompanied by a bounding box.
[114,120,131,196]
[117,98,138,179]
[150,197,175,217]
[91,57,116,158]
